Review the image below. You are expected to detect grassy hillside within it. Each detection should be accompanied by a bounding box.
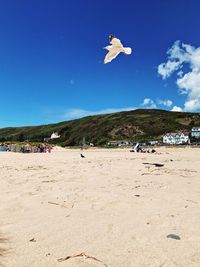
[0,109,200,146]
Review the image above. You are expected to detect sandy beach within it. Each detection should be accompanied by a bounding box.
[1,147,200,267]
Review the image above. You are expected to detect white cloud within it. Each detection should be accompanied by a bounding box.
[157,99,173,107]
[171,106,182,112]
[184,99,200,111]
[177,70,184,77]
[63,107,137,120]
[158,41,200,111]
[142,98,151,105]
[158,60,181,79]
[177,70,200,101]
[142,98,157,109]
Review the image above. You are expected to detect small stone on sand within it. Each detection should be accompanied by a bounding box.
[166,234,181,240]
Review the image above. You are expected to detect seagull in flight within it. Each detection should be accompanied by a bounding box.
[103,35,132,64]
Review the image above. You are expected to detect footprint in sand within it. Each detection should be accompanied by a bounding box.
[107,224,119,234]
[24,166,47,171]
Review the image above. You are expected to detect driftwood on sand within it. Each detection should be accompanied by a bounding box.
[57,252,108,266]
[143,162,164,167]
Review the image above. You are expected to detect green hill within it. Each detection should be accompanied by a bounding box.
[0,109,200,146]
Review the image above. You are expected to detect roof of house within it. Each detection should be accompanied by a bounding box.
[164,132,189,137]
[191,127,200,131]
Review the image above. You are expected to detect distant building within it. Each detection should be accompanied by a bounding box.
[118,141,132,147]
[44,137,50,142]
[163,132,189,144]
[148,140,159,146]
[107,141,119,147]
[191,127,200,138]
[107,140,133,147]
[50,132,60,139]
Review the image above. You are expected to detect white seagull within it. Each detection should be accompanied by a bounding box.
[103,35,132,64]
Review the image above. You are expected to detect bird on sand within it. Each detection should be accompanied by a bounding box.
[80,153,85,158]
[103,35,132,64]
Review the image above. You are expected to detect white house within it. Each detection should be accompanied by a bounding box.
[50,132,60,139]
[191,127,200,138]
[163,132,189,144]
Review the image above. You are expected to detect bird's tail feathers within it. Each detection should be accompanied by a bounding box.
[124,47,132,55]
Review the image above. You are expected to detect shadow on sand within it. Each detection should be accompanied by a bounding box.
[0,233,8,267]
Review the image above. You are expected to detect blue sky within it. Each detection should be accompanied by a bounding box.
[0,0,200,127]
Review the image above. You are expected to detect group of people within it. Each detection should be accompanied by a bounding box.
[20,144,53,153]
[0,143,53,153]
[131,143,156,153]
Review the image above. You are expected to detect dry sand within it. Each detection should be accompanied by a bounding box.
[0,147,200,267]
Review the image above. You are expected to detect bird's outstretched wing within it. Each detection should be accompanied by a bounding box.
[104,47,121,64]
